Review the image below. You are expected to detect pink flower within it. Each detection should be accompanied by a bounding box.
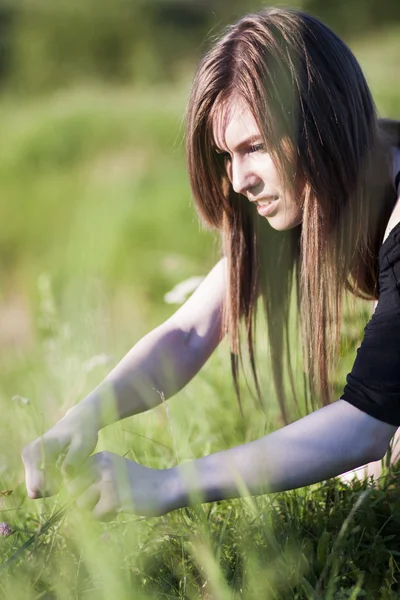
[0,522,12,537]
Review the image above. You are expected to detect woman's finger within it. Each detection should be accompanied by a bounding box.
[22,441,52,498]
[75,485,101,512]
[92,495,118,522]
[61,435,95,480]
[67,463,100,498]
[24,470,45,499]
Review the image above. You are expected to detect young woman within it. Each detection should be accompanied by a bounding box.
[22,8,400,520]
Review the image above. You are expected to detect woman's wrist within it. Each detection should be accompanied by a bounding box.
[65,394,104,433]
[160,466,187,514]
[161,459,227,514]
[67,384,120,432]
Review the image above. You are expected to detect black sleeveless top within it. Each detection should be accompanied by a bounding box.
[341,171,400,426]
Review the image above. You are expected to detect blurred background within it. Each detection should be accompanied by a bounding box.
[0,0,399,420]
[0,3,399,596]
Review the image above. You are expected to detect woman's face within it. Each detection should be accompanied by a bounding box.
[212,97,303,231]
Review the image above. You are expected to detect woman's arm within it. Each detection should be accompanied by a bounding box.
[71,400,397,518]
[165,400,396,511]
[78,257,227,428]
[22,258,227,497]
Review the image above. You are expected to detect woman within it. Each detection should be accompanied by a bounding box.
[22,8,400,520]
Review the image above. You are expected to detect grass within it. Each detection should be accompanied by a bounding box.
[0,27,400,599]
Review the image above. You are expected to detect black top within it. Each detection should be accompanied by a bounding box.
[341,216,400,426]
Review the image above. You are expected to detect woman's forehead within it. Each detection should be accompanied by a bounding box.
[211,96,261,151]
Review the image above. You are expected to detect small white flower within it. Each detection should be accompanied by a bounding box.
[164,276,204,305]
[83,354,113,373]
[12,395,30,405]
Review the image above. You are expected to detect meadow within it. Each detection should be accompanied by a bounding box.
[0,26,400,599]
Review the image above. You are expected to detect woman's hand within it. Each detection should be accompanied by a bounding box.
[22,403,99,499]
[67,452,172,520]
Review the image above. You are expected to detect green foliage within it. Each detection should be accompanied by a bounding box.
[7,1,155,91]
[303,0,400,36]
[0,0,301,94]
[1,0,399,95]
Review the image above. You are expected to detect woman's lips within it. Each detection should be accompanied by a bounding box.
[256,198,279,217]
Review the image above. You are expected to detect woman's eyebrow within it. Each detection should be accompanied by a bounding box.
[213,134,263,154]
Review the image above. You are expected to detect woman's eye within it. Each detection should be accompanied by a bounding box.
[249,144,265,154]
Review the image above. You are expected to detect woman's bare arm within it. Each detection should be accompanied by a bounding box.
[22,258,227,496]
[71,399,398,519]
[79,257,227,428]
[66,258,227,428]
[163,400,396,512]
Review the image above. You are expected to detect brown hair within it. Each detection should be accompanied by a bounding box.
[186,8,397,421]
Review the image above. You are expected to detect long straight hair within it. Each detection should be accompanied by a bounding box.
[186,8,397,421]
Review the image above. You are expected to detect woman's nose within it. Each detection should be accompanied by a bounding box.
[230,157,260,196]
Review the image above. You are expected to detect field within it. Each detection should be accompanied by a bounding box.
[0,26,400,599]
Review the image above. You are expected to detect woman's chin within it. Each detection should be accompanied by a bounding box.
[265,213,303,231]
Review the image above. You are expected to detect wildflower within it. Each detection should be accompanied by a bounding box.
[12,395,30,405]
[164,276,204,304]
[0,522,12,537]
[83,354,113,373]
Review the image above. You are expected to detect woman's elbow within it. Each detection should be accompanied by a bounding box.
[362,420,397,463]
[338,401,397,465]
